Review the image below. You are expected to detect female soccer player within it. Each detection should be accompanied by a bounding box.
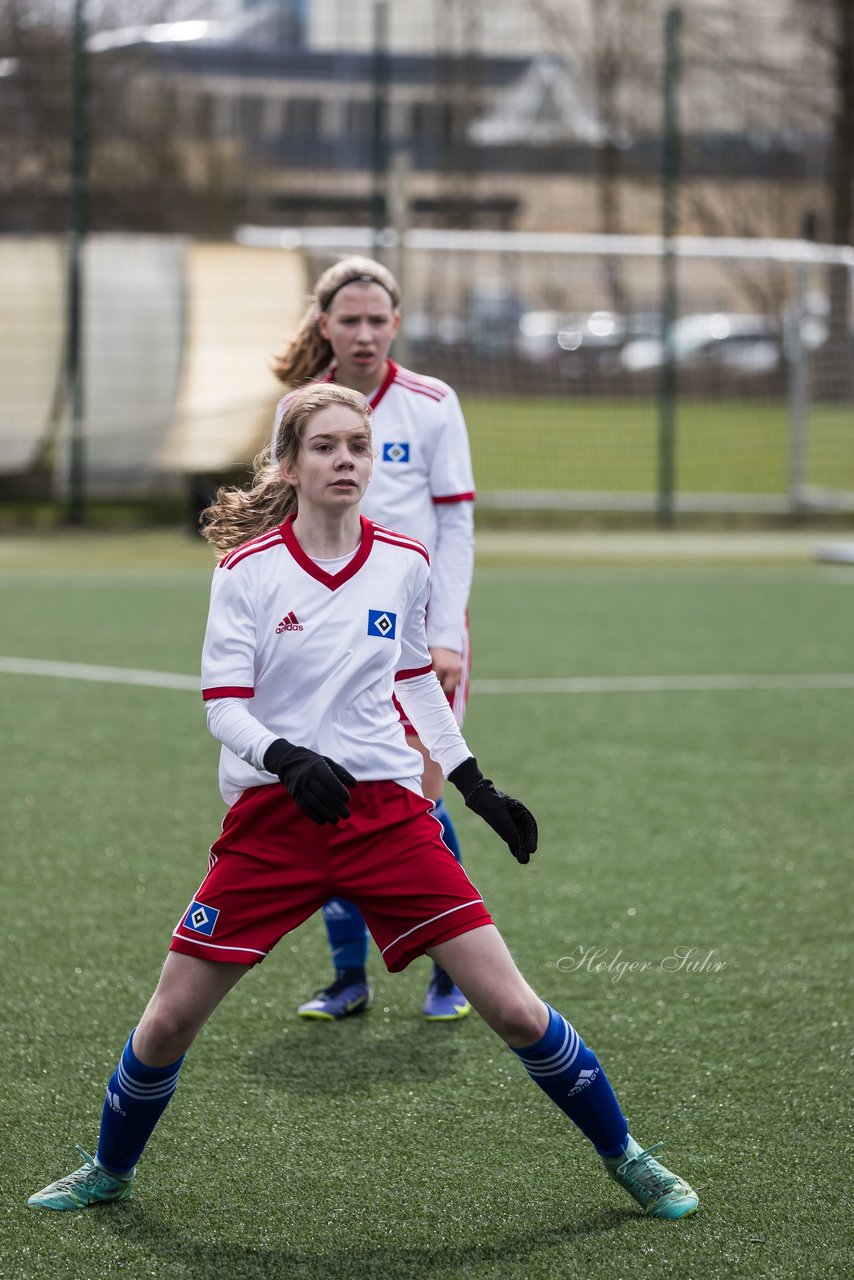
[272,256,474,1021]
[28,384,698,1221]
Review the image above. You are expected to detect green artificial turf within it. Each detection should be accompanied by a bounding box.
[1,540,852,1279]
[463,395,854,495]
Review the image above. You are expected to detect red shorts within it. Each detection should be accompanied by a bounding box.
[170,780,492,972]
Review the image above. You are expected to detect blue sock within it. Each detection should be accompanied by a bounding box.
[511,1004,629,1156]
[429,798,464,984]
[322,899,369,976]
[434,797,462,862]
[96,1031,184,1175]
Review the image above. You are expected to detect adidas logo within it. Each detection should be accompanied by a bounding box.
[276,610,304,633]
[105,1088,126,1116]
[567,1067,599,1097]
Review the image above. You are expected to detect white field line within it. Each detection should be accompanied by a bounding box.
[472,673,854,694]
[2,656,854,696]
[0,656,199,691]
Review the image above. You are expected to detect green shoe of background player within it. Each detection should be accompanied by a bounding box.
[604,1136,699,1220]
[27,1145,135,1211]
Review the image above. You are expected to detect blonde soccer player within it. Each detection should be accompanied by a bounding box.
[273,257,475,1021]
[29,384,698,1222]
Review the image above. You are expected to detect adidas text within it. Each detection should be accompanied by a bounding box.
[276,611,304,634]
[106,1089,126,1116]
[567,1067,599,1097]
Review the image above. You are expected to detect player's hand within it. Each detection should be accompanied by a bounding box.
[448,757,538,865]
[263,739,357,825]
[429,646,463,695]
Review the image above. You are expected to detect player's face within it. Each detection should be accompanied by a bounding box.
[318,282,401,393]
[283,405,373,511]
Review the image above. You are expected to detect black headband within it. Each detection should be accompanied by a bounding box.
[321,273,397,310]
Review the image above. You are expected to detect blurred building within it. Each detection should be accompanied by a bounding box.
[70,3,829,236]
[0,0,836,238]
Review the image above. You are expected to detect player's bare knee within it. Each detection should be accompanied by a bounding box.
[135,1002,197,1061]
[489,995,548,1046]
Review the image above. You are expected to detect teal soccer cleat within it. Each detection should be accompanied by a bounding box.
[604,1136,699,1220]
[27,1145,135,1211]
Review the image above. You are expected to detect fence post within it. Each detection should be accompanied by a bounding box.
[371,0,390,256]
[66,0,88,525]
[390,147,412,366]
[786,258,810,511]
[658,6,682,527]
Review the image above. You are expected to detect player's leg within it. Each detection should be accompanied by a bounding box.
[28,952,248,1210]
[296,897,373,1020]
[30,782,332,1209]
[298,753,469,1023]
[407,734,471,1021]
[344,791,697,1221]
[427,927,699,1220]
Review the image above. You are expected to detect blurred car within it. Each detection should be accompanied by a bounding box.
[404,309,465,348]
[464,281,527,356]
[620,312,781,374]
[515,308,663,375]
[405,283,527,360]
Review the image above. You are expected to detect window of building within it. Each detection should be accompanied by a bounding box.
[411,101,442,140]
[344,100,373,140]
[284,98,322,139]
[238,96,265,137]
[193,93,215,138]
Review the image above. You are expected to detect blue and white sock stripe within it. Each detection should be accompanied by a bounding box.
[116,1059,182,1102]
[509,1005,629,1154]
[516,1014,582,1079]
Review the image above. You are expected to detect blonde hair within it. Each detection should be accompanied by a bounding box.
[272,256,401,387]
[201,384,372,554]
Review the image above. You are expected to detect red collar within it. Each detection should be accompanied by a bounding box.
[323,360,398,410]
[280,514,374,590]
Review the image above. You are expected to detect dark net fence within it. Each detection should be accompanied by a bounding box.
[1,0,852,515]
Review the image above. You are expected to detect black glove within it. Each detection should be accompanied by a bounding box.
[263,739,357,825]
[448,757,538,865]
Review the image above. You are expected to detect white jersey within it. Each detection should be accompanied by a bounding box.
[274,361,474,652]
[202,516,442,805]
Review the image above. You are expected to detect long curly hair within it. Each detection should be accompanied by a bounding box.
[271,256,401,387]
[201,384,372,554]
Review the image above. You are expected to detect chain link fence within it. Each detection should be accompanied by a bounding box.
[1,0,852,518]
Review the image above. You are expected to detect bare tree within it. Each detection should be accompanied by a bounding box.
[529,0,665,231]
[0,0,260,234]
[0,0,75,230]
[527,0,666,312]
[432,0,484,230]
[794,0,854,393]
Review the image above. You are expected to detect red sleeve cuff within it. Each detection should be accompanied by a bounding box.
[395,664,434,682]
[202,686,254,701]
[432,492,475,505]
